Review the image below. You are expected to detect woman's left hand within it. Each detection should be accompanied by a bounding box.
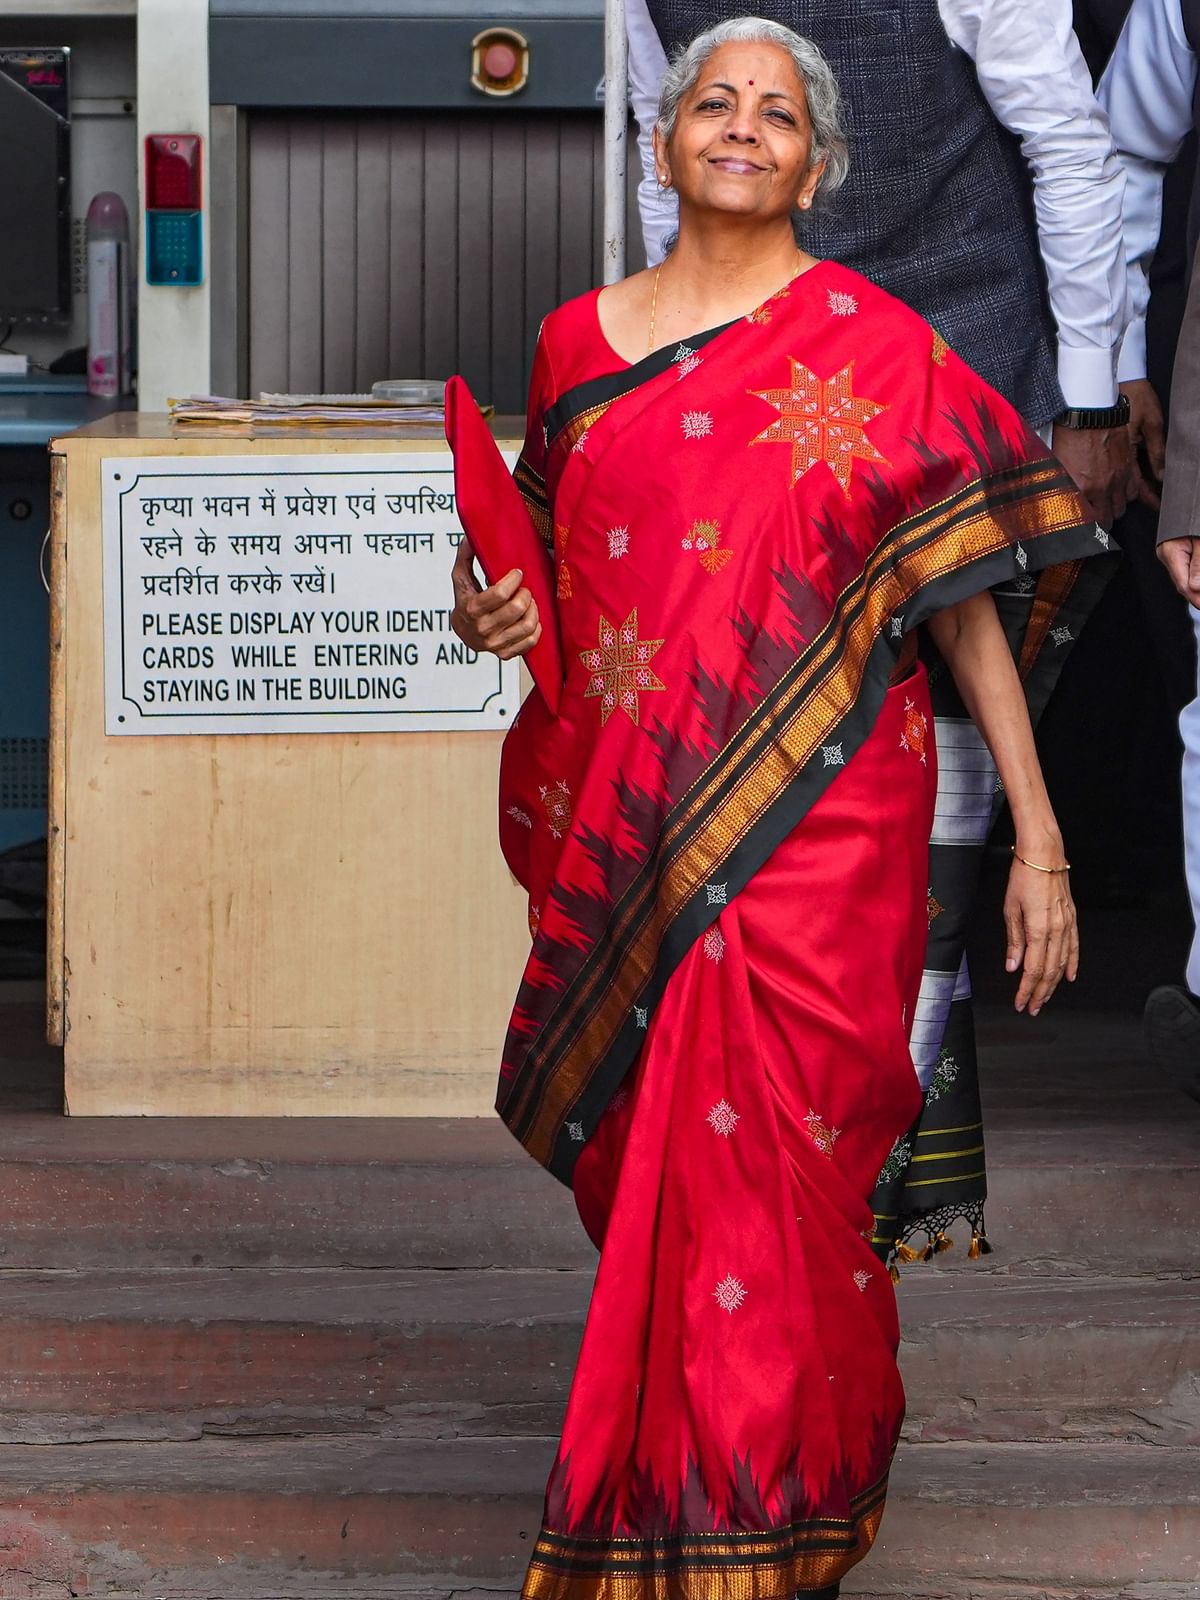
[1003,855,1079,1016]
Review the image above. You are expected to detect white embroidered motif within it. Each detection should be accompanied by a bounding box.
[506,806,533,829]
[681,409,714,440]
[634,1005,649,1029]
[822,744,845,767]
[673,343,696,363]
[677,354,703,379]
[607,525,631,560]
[890,616,904,639]
[853,1267,872,1292]
[1013,575,1036,593]
[1095,528,1111,547]
[713,1274,747,1314]
[804,1108,842,1156]
[572,430,589,454]
[1050,625,1073,646]
[706,883,728,906]
[1014,542,1029,571]
[567,1121,585,1142]
[827,288,859,317]
[925,1049,960,1104]
[703,926,726,963]
[707,1099,740,1137]
[610,1087,629,1112]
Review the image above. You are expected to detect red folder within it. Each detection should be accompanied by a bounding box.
[444,374,563,713]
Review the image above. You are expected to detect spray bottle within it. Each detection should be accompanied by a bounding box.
[86,192,132,397]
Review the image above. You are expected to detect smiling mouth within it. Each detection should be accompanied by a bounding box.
[709,157,767,175]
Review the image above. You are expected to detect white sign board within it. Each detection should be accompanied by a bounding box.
[101,452,522,735]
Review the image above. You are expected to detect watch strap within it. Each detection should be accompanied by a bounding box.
[1056,396,1131,431]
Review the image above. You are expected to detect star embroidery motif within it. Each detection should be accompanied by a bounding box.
[822,744,844,767]
[1014,542,1029,570]
[713,1274,747,1314]
[703,926,726,963]
[890,616,904,639]
[706,882,728,906]
[750,358,888,495]
[580,609,666,726]
[707,1098,740,1137]
[827,288,859,317]
[804,1108,842,1156]
[634,1005,649,1029]
[899,696,929,764]
[681,409,714,440]
[607,525,630,560]
[853,1267,872,1292]
[539,780,573,838]
[567,1121,585,1142]
[1051,625,1073,646]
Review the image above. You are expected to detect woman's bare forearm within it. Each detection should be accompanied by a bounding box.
[925,592,1064,861]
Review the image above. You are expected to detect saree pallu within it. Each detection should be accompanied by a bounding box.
[494,261,1111,1598]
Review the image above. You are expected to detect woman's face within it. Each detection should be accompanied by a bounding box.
[657,41,825,223]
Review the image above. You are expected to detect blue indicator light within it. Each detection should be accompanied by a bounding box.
[146,210,203,286]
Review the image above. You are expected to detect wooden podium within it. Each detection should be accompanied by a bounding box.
[47,416,529,1117]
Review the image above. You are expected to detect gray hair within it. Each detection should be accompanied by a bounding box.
[656,16,850,200]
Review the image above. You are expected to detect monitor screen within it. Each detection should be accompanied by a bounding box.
[0,49,70,323]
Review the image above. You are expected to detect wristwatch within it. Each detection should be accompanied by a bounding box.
[1055,396,1130,430]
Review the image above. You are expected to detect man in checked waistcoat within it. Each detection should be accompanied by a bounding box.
[624,0,1142,1255]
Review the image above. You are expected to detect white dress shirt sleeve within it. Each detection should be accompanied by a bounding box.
[940,0,1129,406]
[626,0,677,266]
[1098,0,1197,382]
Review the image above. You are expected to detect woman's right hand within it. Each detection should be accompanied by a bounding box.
[450,536,542,659]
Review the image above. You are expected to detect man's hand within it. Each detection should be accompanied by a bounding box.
[1122,378,1167,509]
[1052,422,1135,528]
[450,536,542,659]
[1158,536,1200,607]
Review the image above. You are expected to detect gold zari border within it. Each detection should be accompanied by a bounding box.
[521,1500,884,1600]
[511,470,1085,1161]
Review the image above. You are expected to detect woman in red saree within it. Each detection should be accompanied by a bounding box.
[451,18,1109,1598]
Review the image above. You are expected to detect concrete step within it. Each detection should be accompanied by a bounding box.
[0,1267,1195,1446]
[0,1436,1194,1597]
[1,1002,1196,1273]
[0,1106,1195,1275]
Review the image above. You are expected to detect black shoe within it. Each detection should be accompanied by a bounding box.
[1144,985,1200,1105]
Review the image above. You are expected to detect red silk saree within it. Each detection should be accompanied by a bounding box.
[492,262,1109,1598]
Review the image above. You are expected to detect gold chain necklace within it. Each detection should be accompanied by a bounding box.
[647,250,807,356]
[647,263,664,355]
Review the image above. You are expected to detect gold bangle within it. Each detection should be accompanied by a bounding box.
[1011,846,1071,874]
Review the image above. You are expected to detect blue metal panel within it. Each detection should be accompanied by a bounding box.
[0,448,49,852]
[210,10,605,109]
[0,377,128,449]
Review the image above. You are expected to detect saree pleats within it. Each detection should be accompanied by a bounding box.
[492,263,1113,1600]
[528,674,936,1599]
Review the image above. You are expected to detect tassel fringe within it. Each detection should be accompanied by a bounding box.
[885,1202,991,1279]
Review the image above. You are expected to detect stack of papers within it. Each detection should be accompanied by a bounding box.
[169,393,449,426]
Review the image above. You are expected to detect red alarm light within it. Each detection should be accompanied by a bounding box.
[471,28,529,96]
[145,134,202,210]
